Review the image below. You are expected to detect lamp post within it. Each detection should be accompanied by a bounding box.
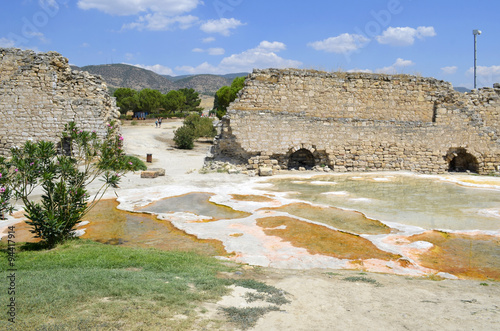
[473,29,482,89]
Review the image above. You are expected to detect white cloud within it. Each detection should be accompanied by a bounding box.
[208,48,225,56]
[200,18,245,36]
[0,37,16,48]
[124,53,135,61]
[256,41,286,52]
[466,65,500,88]
[308,33,370,54]
[176,40,302,75]
[192,47,225,55]
[80,42,90,48]
[122,14,198,31]
[133,63,174,76]
[441,66,458,75]
[202,37,215,43]
[77,0,201,16]
[176,62,219,75]
[375,58,415,74]
[347,68,373,73]
[376,26,436,46]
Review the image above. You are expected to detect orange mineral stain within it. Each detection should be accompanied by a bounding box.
[256,216,400,261]
[408,230,500,280]
[1,220,40,243]
[81,199,227,256]
[230,194,276,203]
[261,203,393,235]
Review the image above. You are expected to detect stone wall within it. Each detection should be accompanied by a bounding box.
[0,48,120,155]
[211,68,500,174]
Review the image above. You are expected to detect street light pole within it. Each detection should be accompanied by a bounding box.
[473,29,482,89]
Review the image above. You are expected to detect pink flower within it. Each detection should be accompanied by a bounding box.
[30,162,34,166]
[119,136,124,141]
[0,173,2,178]
[0,187,5,193]
[14,169,18,172]
[128,162,133,165]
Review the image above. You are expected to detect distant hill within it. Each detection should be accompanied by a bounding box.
[454,87,471,93]
[75,64,175,93]
[71,63,248,95]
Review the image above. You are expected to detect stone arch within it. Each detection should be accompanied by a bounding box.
[446,148,479,173]
[288,148,316,169]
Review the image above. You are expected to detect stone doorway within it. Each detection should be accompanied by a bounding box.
[447,148,479,173]
[288,149,315,169]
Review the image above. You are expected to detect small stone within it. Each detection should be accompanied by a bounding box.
[259,167,273,176]
[141,171,158,178]
[148,168,165,176]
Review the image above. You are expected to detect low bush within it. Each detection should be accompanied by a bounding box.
[173,125,195,149]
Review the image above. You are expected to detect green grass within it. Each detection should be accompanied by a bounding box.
[219,279,290,329]
[220,306,280,330]
[342,276,380,286]
[0,239,234,330]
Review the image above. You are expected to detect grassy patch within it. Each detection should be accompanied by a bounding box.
[219,279,290,329]
[220,306,280,330]
[342,276,380,286]
[0,239,233,330]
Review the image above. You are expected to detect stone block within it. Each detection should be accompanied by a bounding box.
[148,168,166,176]
[259,167,273,176]
[141,171,158,178]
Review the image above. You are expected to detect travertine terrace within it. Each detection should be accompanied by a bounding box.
[212,68,500,174]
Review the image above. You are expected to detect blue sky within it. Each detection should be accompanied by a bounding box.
[1,0,499,88]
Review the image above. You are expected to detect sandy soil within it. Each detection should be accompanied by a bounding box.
[2,119,499,330]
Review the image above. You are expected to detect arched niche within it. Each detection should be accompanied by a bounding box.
[446,148,479,173]
[288,148,315,169]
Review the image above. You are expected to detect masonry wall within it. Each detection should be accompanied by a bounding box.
[212,69,500,174]
[0,48,120,155]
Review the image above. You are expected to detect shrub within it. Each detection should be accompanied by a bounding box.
[184,114,216,139]
[0,157,14,219]
[1,121,142,248]
[173,125,195,149]
[123,155,147,171]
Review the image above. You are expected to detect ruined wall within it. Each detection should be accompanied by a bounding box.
[212,68,500,174]
[0,48,120,155]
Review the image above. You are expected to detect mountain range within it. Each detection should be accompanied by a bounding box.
[70,63,248,95]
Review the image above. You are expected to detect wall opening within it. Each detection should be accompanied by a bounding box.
[288,149,315,169]
[447,148,479,173]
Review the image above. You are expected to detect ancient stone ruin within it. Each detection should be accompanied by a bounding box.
[0,48,120,156]
[210,68,500,174]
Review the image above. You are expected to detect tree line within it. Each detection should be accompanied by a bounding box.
[113,87,203,116]
[212,76,245,119]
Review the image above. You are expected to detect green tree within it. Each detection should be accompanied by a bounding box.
[113,88,137,113]
[178,88,203,113]
[162,90,186,113]
[1,122,143,248]
[136,88,163,113]
[183,114,216,139]
[214,76,246,119]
